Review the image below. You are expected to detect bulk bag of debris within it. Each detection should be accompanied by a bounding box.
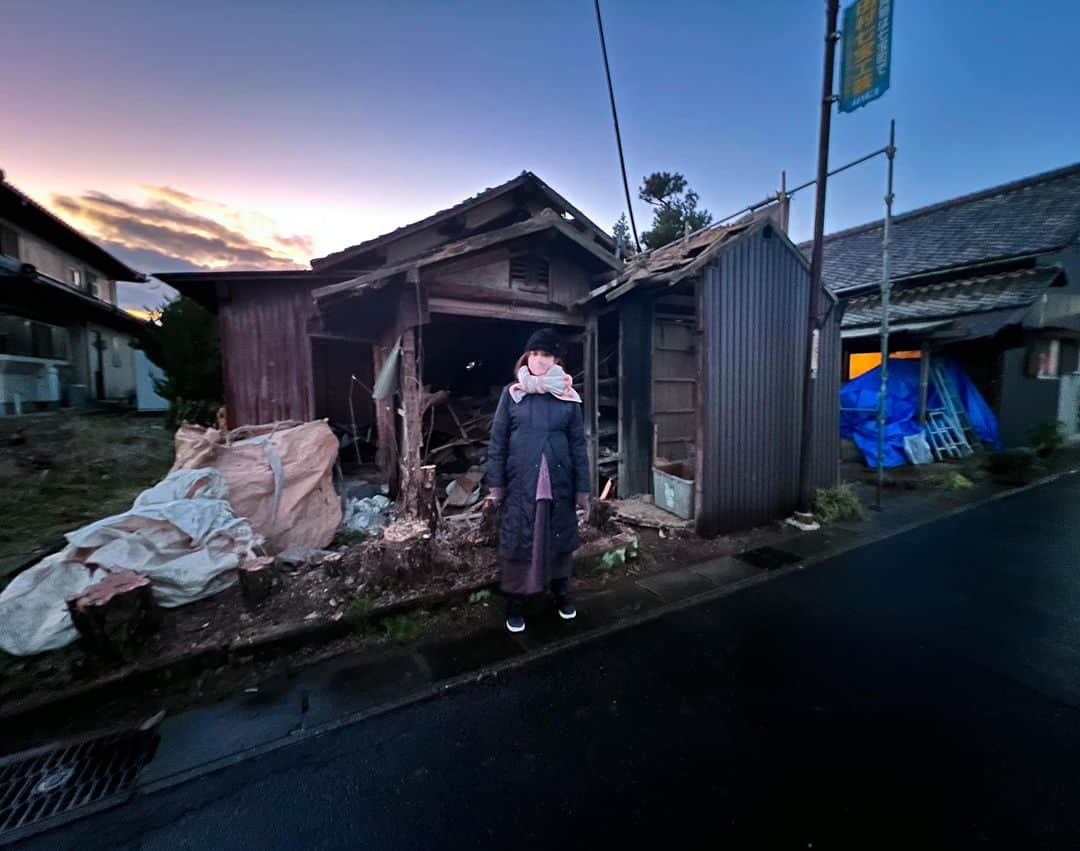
[0,469,259,657]
[172,419,343,555]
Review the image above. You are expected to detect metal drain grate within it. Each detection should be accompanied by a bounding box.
[736,546,803,571]
[0,728,159,841]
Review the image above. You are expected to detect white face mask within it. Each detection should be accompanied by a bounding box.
[527,350,555,376]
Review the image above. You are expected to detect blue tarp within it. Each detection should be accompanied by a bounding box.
[839,357,1001,468]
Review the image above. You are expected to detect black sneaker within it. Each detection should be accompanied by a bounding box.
[556,597,577,620]
[506,614,525,633]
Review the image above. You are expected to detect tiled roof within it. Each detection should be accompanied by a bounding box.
[810,163,1080,292]
[842,267,1061,328]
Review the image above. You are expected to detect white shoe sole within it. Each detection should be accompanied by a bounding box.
[558,609,577,620]
[506,619,525,633]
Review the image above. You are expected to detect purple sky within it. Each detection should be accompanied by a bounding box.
[3,1,1078,310]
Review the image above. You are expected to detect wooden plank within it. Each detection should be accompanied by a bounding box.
[618,298,653,496]
[427,296,583,326]
[584,313,599,496]
[372,332,400,495]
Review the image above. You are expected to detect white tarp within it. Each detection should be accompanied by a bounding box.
[0,469,259,657]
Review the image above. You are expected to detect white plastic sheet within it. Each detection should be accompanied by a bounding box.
[0,469,259,657]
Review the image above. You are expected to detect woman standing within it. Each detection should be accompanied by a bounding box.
[486,328,591,633]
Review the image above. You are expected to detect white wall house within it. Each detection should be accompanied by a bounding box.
[0,172,151,415]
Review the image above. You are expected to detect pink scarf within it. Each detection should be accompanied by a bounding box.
[508,364,582,404]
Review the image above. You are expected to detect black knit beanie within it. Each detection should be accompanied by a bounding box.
[524,327,563,358]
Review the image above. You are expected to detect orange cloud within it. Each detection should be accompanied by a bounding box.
[49,186,316,272]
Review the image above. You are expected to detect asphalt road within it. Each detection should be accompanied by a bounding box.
[27,474,1080,849]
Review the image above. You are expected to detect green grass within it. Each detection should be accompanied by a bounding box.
[0,414,173,586]
[813,483,868,524]
[343,594,374,627]
[380,611,425,642]
[940,471,975,491]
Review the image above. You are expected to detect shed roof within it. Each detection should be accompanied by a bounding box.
[0,174,143,282]
[809,162,1080,293]
[841,266,1063,331]
[599,206,803,303]
[312,208,619,303]
[311,171,615,271]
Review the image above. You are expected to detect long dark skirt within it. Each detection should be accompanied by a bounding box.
[499,498,573,596]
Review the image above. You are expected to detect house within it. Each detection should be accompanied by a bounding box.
[161,173,841,536]
[0,172,148,415]
[818,163,1080,447]
[586,211,841,536]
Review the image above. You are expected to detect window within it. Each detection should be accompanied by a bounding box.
[111,336,122,368]
[88,274,102,300]
[0,224,18,258]
[0,315,69,360]
[69,266,84,290]
[510,254,550,294]
[1028,339,1061,379]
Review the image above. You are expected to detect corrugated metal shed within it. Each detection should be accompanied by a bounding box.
[607,220,840,536]
[697,225,838,535]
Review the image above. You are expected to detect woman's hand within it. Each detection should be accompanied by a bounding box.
[563,372,573,393]
[486,487,503,507]
[576,492,591,514]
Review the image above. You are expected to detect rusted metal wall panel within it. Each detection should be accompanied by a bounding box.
[219,280,315,426]
[697,229,811,536]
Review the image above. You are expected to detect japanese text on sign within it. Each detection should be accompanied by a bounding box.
[839,0,893,113]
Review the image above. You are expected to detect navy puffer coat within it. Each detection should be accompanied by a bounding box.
[486,385,590,562]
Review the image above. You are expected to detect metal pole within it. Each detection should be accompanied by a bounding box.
[875,120,897,511]
[795,0,840,522]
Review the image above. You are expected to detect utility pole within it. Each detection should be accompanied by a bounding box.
[792,0,841,529]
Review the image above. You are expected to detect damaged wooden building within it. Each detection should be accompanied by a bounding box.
[160,172,840,537]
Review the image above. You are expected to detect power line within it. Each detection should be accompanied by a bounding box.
[594,0,640,253]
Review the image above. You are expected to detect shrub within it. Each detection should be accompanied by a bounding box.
[813,483,868,524]
[940,472,974,491]
[380,611,425,641]
[985,447,1046,484]
[343,595,374,628]
[1027,419,1066,457]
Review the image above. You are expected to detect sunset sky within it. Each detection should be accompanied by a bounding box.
[3,1,1078,311]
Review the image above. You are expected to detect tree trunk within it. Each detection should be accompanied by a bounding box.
[238,556,280,608]
[67,570,158,658]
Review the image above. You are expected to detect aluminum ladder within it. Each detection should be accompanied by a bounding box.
[925,409,971,459]
[931,363,978,446]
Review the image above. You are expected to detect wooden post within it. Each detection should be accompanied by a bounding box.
[584,314,599,496]
[372,339,400,495]
[418,464,438,531]
[399,327,423,518]
[918,342,931,425]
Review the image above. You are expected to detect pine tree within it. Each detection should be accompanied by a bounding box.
[638,172,713,250]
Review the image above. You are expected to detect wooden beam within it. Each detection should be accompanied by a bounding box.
[918,342,931,425]
[427,296,584,327]
[372,334,399,494]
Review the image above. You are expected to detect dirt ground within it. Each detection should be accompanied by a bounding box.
[0,412,174,585]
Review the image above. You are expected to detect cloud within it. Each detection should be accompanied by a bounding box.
[49,186,316,274]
